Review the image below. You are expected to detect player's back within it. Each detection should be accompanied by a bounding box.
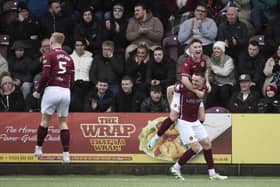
[45,48,74,88]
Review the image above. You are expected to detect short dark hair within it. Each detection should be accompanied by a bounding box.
[189,39,202,46]
[193,72,205,78]
[74,37,87,47]
[98,78,109,83]
[150,85,162,93]
[48,0,60,6]
[196,2,208,11]
[122,75,133,82]
[249,40,260,47]
[153,47,163,51]
[134,2,147,11]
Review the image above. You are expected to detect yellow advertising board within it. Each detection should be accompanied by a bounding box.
[232,114,280,164]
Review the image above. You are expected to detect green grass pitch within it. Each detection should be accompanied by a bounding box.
[0,175,280,187]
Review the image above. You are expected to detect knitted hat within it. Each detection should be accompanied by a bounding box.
[1,76,14,87]
[266,82,278,94]
[213,41,226,53]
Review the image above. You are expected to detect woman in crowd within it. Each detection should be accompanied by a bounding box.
[206,41,235,109]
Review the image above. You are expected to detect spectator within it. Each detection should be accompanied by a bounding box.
[263,44,280,96]
[165,0,197,34]
[237,40,265,93]
[8,40,35,99]
[74,7,102,55]
[90,40,123,95]
[206,41,235,109]
[126,3,164,59]
[25,74,41,112]
[69,38,93,112]
[178,3,218,56]
[131,0,174,33]
[125,43,151,95]
[32,38,51,76]
[257,82,280,113]
[20,0,48,17]
[91,0,114,23]
[251,0,280,34]
[111,75,146,112]
[220,0,255,35]
[146,47,176,93]
[83,79,113,112]
[0,72,25,112]
[228,74,260,113]
[264,15,280,58]
[118,0,139,18]
[7,1,41,56]
[217,6,248,65]
[103,3,128,56]
[0,53,8,74]
[140,85,169,112]
[40,0,73,46]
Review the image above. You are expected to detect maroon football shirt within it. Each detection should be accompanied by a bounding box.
[36,48,74,93]
[180,56,207,79]
[179,87,202,122]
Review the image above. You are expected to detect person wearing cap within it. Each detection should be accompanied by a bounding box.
[140,85,169,112]
[228,74,260,113]
[103,3,128,55]
[206,41,235,109]
[257,82,280,113]
[0,72,25,112]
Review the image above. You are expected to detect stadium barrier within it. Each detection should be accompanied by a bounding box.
[0,113,279,165]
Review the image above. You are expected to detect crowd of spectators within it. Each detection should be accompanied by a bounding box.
[0,0,280,113]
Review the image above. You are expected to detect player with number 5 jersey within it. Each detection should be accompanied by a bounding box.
[33,32,75,163]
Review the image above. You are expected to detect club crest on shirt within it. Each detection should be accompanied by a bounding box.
[42,59,47,64]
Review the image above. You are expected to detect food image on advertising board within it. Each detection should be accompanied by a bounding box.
[138,114,232,162]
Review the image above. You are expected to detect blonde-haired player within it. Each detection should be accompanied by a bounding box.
[33,32,75,162]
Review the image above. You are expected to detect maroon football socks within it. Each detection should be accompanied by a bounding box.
[157,117,174,136]
[204,149,214,169]
[60,129,70,152]
[37,126,48,146]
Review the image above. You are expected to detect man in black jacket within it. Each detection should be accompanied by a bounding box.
[111,75,145,112]
[237,40,265,93]
[229,74,260,113]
